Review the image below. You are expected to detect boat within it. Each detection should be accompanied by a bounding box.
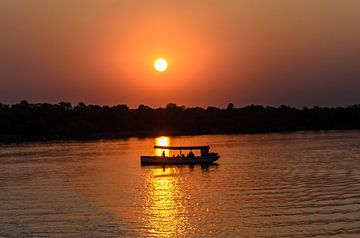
[140,145,220,165]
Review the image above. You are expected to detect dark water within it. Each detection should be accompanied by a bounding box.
[1,131,360,237]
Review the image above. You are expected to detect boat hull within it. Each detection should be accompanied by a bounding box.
[140,155,219,165]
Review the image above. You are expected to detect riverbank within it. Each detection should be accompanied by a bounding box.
[1,102,359,143]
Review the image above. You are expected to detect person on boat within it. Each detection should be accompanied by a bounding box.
[162,151,166,157]
[188,151,194,158]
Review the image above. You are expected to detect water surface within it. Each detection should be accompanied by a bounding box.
[1,131,360,237]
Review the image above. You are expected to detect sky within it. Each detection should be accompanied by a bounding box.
[0,0,359,108]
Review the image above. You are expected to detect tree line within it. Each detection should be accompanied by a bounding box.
[0,101,359,142]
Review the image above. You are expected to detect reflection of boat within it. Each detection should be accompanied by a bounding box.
[141,145,220,165]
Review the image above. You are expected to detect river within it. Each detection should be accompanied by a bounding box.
[1,131,360,237]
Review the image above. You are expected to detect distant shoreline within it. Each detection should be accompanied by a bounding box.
[1,101,360,143]
[0,128,360,144]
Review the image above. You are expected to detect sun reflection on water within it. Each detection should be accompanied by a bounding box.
[143,167,191,237]
[155,136,170,157]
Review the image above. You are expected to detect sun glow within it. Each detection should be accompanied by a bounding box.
[154,58,168,72]
[155,136,170,156]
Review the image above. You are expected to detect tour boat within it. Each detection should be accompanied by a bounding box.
[140,145,220,165]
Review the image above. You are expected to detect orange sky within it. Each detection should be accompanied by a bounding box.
[0,1,360,107]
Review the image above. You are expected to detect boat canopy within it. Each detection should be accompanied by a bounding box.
[154,145,210,150]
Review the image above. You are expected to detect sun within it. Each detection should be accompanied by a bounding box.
[154,58,168,72]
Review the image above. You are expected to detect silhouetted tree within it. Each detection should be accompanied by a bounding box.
[227,103,234,110]
[0,101,359,142]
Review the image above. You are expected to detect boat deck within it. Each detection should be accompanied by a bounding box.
[141,155,219,165]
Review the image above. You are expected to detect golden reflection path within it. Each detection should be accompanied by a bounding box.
[143,136,192,237]
[155,136,170,156]
[143,167,191,237]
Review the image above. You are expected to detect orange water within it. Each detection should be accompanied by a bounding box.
[1,131,360,237]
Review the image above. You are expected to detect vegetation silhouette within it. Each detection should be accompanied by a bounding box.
[0,101,359,142]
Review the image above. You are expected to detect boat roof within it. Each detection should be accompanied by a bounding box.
[154,145,210,150]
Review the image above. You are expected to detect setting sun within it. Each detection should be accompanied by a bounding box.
[154,58,168,72]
